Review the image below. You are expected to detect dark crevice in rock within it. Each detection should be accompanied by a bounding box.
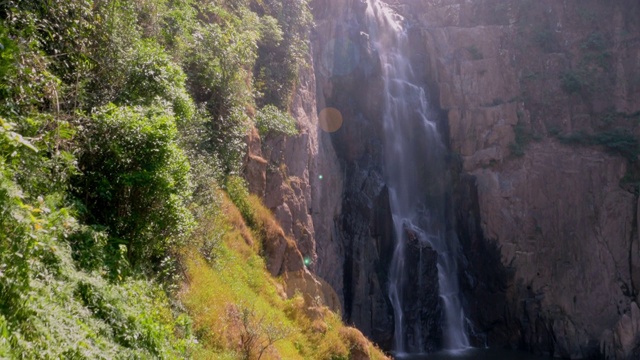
[629,193,639,300]
[453,173,516,348]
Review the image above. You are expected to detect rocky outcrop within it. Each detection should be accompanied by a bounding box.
[307,0,640,358]
[244,127,268,197]
[248,0,640,357]
[459,141,636,357]
[310,0,392,348]
[411,0,640,358]
[247,49,345,304]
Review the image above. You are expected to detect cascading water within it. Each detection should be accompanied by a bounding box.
[364,0,470,354]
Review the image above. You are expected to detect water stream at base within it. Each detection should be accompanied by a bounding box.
[397,348,553,360]
[364,0,470,354]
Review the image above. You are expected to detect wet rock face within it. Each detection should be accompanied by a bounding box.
[310,0,445,349]
[282,0,640,358]
[411,0,640,358]
[338,169,396,349]
[399,239,442,352]
[457,142,636,357]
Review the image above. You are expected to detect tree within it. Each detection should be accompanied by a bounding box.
[75,104,193,268]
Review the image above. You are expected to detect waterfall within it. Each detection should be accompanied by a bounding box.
[364,0,470,354]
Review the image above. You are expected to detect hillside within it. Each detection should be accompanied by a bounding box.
[0,1,387,358]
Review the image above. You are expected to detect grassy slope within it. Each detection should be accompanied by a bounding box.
[0,188,389,359]
[0,1,390,358]
[180,193,389,360]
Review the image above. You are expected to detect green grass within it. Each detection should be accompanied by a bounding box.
[1,236,198,359]
[180,192,389,360]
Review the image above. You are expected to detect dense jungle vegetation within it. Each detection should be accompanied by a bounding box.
[0,1,385,358]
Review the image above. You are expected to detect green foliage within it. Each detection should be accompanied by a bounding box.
[255,104,298,137]
[67,225,133,279]
[5,265,197,358]
[0,31,60,115]
[0,116,77,319]
[75,280,169,354]
[225,175,256,228]
[181,6,260,175]
[183,8,259,111]
[558,128,639,162]
[593,129,639,162]
[0,30,19,104]
[7,114,79,200]
[560,70,588,94]
[466,45,483,60]
[581,32,608,51]
[1,0,95,90]
[115,40,195,123]
[561,31,613,96]
[83,2,195,123]
[0,0,95,116]
[557,130,592,146]
[75,104,193,268]
[253,0,312,109]
[207,107,252,177]
[509,113,533,157]
[0,117,195,358]
[258,15,284,48]
[557,128,640,191]
[0,0,315,356]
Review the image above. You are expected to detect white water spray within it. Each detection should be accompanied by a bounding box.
[364,0,470,354]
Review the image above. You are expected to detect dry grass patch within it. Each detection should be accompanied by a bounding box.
[180,189,389,360]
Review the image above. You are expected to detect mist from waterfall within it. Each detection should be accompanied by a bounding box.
[364,0,470,354]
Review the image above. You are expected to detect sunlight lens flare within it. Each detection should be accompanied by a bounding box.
[318,107,343,133]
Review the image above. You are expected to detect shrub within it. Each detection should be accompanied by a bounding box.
[74,104,193,268]
[231,304,293,360]
[182,9,260,175]
[557,130,591,146]
[0,117,76,322]
[255,105,298,137]
[258,15,284,49]
[225,175,256,228]
[557,128,639,162]
[115,40,195,123]
[560,70,587,94]
[1,0,95,104]
[593,128,639,162]
[253,0,312,109]
[509,115,533,157]
[581,32,608,51]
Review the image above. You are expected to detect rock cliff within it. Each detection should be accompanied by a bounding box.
[309,0,458,349]
[245,50,346,305]
[412,0,640,358]
[253,0,640,358]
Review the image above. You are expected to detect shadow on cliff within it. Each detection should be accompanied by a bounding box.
[453,173,518,348]
[453,173,600,358]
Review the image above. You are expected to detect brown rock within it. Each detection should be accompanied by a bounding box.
[245,127,267,197]
[411,1,640,357]
[260,50,345,306]
[282,269,342,314]
[305,0,640,357]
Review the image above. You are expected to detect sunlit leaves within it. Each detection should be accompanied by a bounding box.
[255,104,298,137]
[75,104,193,267]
